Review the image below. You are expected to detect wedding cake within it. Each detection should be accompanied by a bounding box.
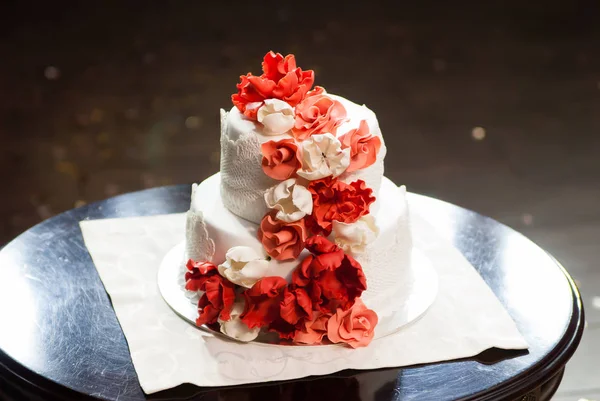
[182,51,413,348]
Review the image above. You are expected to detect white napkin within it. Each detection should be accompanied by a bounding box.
[79,210,527,394]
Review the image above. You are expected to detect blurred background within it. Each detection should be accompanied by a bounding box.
[0,1,599,398]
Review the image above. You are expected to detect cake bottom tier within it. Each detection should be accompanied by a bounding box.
[184,173,414,335]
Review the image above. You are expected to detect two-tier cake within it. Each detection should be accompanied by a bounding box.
[181,51,414,348]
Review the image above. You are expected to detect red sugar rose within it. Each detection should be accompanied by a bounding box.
[292,87,348,141]
[308,177,375,234]
[231,74,275,120]
[305,234,341,255]
[232,51,314,120]
[293,311,331,345]
[292,236,367,313]
[262,51,296,82]
[261,139,302,180]
[339,120,382,173]
[265,52,314,106]
[185,259,236,326]
[184,259,219,292]
[258,210,307,261]
[267,316,298,340]
[196,275,236,326]
[241,276,288,329]
[268,286,314,340]
[328,298,378,348]
[280,286,313,325]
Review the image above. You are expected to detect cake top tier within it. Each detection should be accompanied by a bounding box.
[220,51,387,224]
[231,52,381,158]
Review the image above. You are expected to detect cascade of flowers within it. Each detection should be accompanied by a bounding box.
[185,51,382,348]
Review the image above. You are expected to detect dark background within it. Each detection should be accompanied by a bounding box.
[0,1,599,397]
[1,1,599,246]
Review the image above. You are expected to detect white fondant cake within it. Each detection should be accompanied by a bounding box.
[186,172,412,310]
[180,51,416,347]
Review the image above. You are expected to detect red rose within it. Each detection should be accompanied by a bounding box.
[184,259,219,292]
[280,286,313,325]
[196,275,236,326]
[273,68,314,106]
[258,210,307,261]
[292,237,345,287]
[293,312,331,345]
[268,286,313,340]
[185,259,236,326]
[262,51,314,106]
[305,234,341,255]
[327,299,378,348]
[314,253,366,312]
[339,120,382,172]
[262,51,296,82]
[231,74,276,120]
[303,213,329,238]
[241,277,288,329]
[292,87,348,140]
[292,236,367,313]
[261,139,302,180]
[232,51,314,120]
[308,178,376,234]
[268,316,297,340]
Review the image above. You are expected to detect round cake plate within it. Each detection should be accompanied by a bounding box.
[158,242,438,342]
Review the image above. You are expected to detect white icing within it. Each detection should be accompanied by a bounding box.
[264,179,313,222]
[219,95,386,224]
[186,173,412,322]
[296,133,350,180]
[257,99,295,135]
[331,215,379,254]
[356,185,413,310]
[217,246,270,288]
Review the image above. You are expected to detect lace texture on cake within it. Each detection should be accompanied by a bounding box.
[220,109,276,223]
[182,206,216,304]
[185,209,216,263]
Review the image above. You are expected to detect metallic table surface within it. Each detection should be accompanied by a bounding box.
[0,185,584,401]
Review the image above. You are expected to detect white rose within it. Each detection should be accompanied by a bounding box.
[257,99,295,135]
[218,301,260,342]
[296,133,350,180]
[332,215,379,253]
[264,179,313,222]
[218,246,269,288]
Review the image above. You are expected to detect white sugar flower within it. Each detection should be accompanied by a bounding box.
[218,246,270,288]
[218,301,260,342]
[264,179,313,222]
[331,215,379,253]
[296,133,350,180]
[257,99,295,135]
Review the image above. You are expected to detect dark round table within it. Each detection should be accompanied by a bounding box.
[0,185,584,401]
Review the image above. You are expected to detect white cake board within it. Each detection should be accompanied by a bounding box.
[158,241,438,344]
